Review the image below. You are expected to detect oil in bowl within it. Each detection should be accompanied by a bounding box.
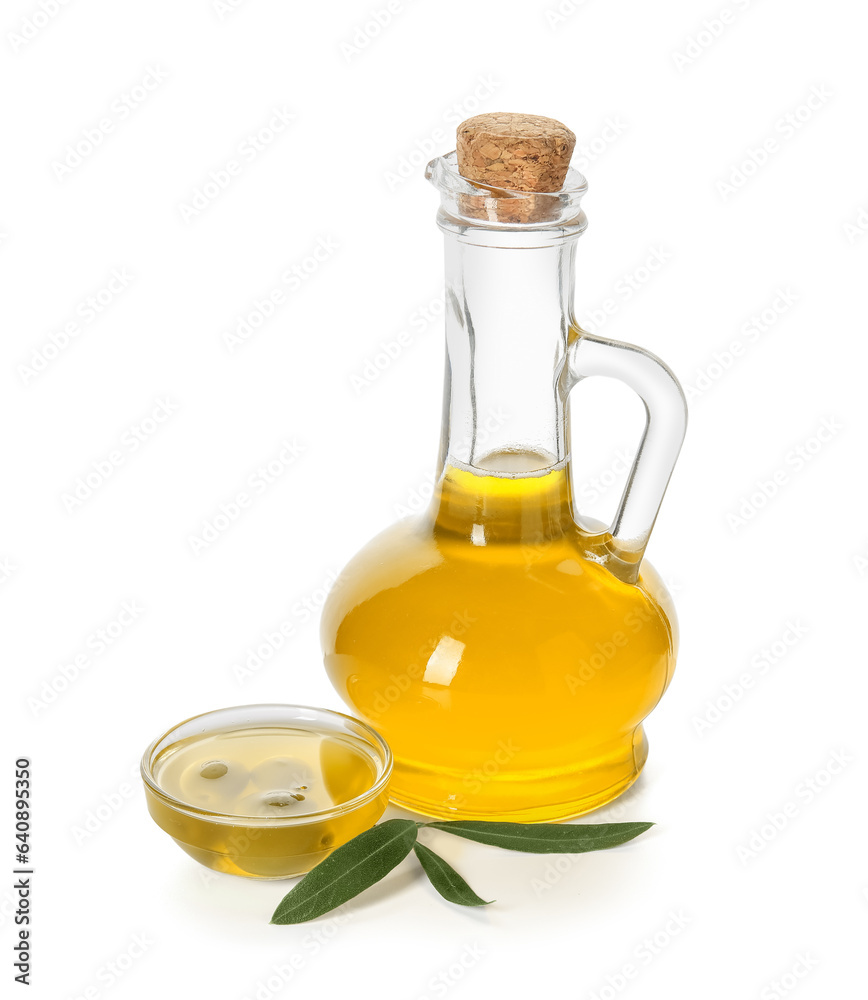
[141,705,392,879]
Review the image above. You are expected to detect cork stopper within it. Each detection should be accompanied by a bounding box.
[456,112,576,192]
[453,113,576,224]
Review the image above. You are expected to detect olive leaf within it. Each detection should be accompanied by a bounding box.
[423,820,654,854]
[413,842,493,907]
[270,818,418,925]
[269,819,653,924]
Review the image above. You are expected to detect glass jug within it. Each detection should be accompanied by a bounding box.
[322,122,687,822]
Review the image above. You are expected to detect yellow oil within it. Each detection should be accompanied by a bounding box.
[322,456,677,822]
[146,726,385,878]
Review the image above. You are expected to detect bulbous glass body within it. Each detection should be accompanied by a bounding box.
[323,459,677,821]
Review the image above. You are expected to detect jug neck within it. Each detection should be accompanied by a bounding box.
[429,228,588,544]
[437,230,578,478]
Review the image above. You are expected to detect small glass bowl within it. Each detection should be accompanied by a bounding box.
[141,704,392,880]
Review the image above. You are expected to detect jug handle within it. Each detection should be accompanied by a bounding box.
[565,329,688,584]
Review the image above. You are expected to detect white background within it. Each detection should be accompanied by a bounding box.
[2,0,866,997]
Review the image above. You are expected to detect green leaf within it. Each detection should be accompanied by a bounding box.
[413,842,493,907]
[424,820,654,854]
[270,819,418,924]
